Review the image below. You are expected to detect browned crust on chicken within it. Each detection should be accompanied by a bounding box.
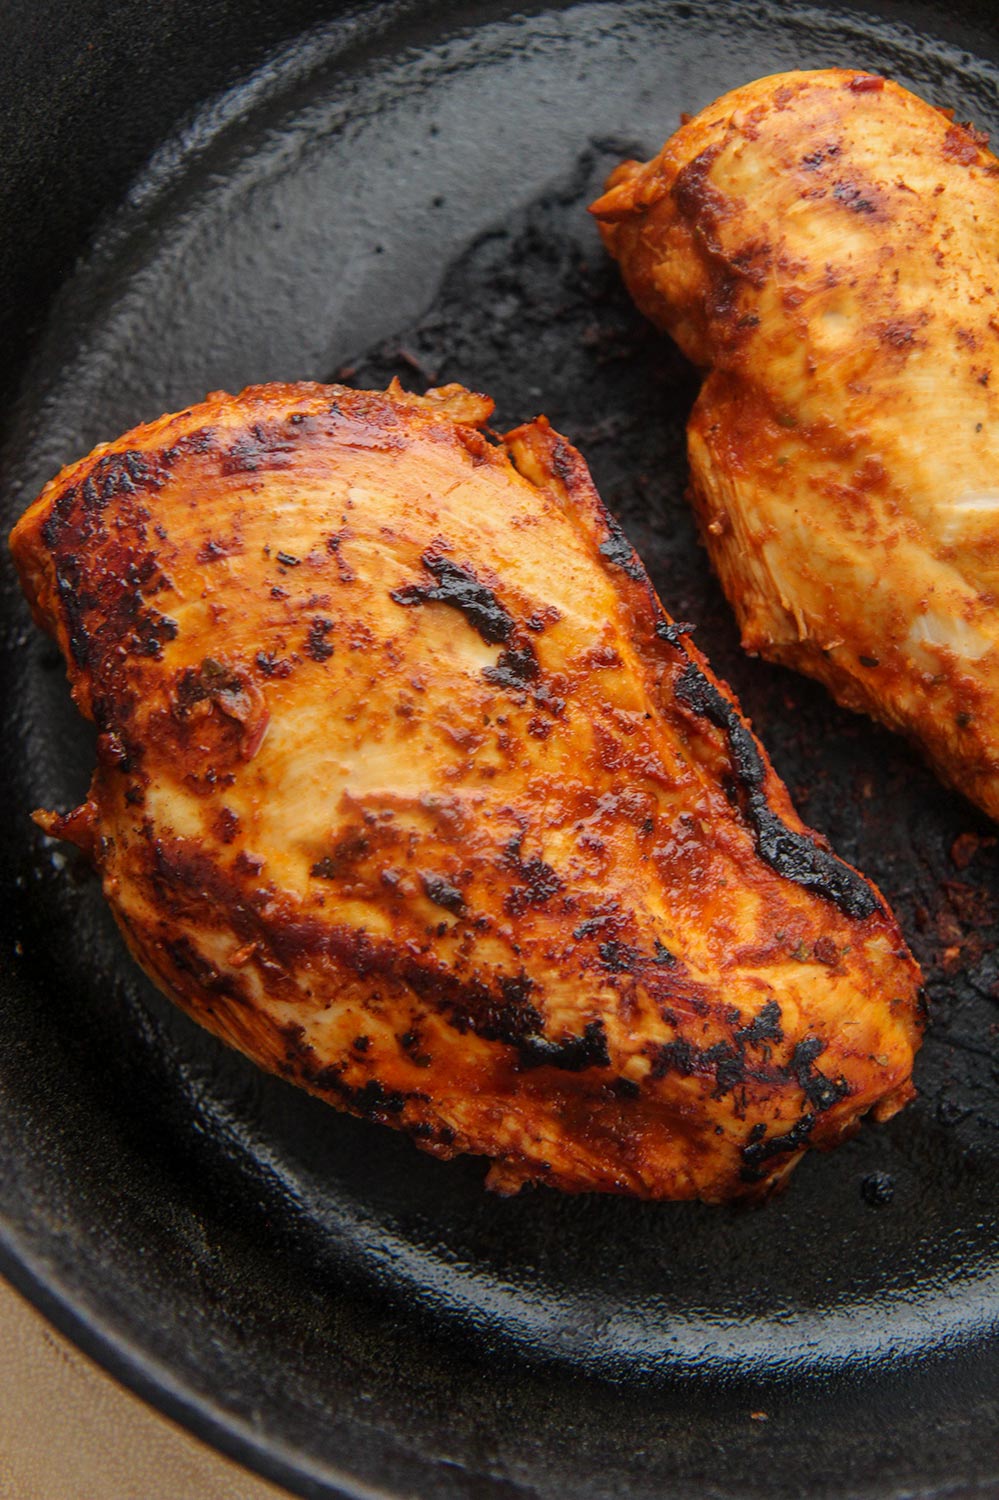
[10,379,923,1199]
[592,68,999,822]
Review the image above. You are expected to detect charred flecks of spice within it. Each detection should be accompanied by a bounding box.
[318,1073,408,1121]
[305,617,335,662]
[598,514,646,580]
[736,999,783,1046]
[133,608,179,659]
[650,1036,743,1097]
[391,551,515,645]
[740,1113,815,1182]
[205,841,609,1080]
[574,909,676,973]
[327,531,356,583]
[401,955,601,1075]
[517,1018,610,1072]
[310,829,370,882]
[591,934,675,977]
[421,872,465,914]
[164,935,247,1002]
[650,1037,698,1079]
[482,638,564,714]
[218,422,299,476]
[255,650,292,678]
[398,1029,433,1068]
[53,554,178,668]
[52,561,93,666]
[672,657,880,919]
[597,939,643,973]
[502,833,564,917]
[650,1009,846,1115]
[173,657,249,718]
[412,957,612,1076]
[572,910,619,939]
[791,1036,850,1111]
[654,620,697,647]
[483,642,539,693]
[44,450,171,539]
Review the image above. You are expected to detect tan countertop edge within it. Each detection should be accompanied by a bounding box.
[0,1272,292,1499]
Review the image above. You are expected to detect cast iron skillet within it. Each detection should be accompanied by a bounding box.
[2,2,998,1496]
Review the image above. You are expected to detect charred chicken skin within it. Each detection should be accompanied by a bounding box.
[11,380,922,1200]
[592,69,999,821]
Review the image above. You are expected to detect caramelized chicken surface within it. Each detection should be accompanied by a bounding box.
[10,381,922,1200]
[592,69,999,820]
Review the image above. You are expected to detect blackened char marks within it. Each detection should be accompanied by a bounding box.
[68,427,218,514]
[650,1037,698,1078]
[173,657,242,713]
[502,834,563,917]
[302,1054,458,1154]
[651,1007,847,1111]
[40,431,219,564]
[152,835,582,1074]
[597,939,642,973]
[307,1059,410,1122]
[273,902,600,1077]
[801,141,842,171]
[483,642,539,692]
[76,448,170,511]
[339,1077,407,1118]
[305,618,335,661]
[219,421,298,476]
[421,872,465,914]
[595,936,676,976]
[598,514,645,580]
[52,547,177,671]
[482,639,564,715]
[655,620,696,648]
[651,1036,742,1097]
[52,559,98,668]
[673,659,880,919]
[737,999,783,1045]
[517,1018,610,1072]
[131,606,178,660]
[391,551,515,645]
[792,1035,849,1111]
[505,869,563,917]
[40,451,170,670]
[741,1113,815,1182]
[412,957,606,1073]
[164,935,248,1003]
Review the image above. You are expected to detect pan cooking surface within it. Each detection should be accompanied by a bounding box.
[2,3,998,1496]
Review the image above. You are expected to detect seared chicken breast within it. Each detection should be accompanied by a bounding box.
[592,69,999,820]
[11,380,921,1200]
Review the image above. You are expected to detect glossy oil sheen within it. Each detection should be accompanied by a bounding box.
[0,3,997,1497]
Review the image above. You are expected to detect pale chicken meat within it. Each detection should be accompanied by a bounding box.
[592,68,999,820]
[10,380,922,1200]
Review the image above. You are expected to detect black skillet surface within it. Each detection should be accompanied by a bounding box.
[1,2,998,1496]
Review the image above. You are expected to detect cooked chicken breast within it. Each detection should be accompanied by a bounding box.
[10,380,921,1200]
[592,68,999,820]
